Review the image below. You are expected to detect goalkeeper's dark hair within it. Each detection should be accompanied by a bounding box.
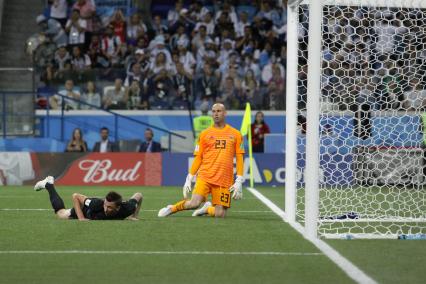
[105,191,122,206]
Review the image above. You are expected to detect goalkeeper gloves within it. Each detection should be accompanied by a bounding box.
[182,174,194,199]
[230,175,244,200]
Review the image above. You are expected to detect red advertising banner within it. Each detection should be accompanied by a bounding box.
[56,153,162,186]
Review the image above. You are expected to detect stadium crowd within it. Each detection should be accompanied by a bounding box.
[297,6,426,112]
[34,0,288,111]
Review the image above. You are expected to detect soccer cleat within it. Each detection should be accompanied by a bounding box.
[192,201,212,217]
[158,205,173,217]
[34,176,54,191]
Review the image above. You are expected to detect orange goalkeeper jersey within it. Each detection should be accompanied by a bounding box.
[194,124,245,188]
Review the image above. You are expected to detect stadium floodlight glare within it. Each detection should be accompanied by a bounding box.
[286,0,426,239]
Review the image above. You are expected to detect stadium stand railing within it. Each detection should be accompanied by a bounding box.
[41,92,186,151]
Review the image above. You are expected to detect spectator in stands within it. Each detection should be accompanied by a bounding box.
[215,1,238,26]
[103,78,127,109]
[167,0,184,28]
[81,81,101,110]
[242,69,262,108]
[126,80,147,109]
[135,32,150,49]
[218,76,241,109]
[101,25,122,67]
[149,52,176,77]
[65,9,87,47]
[50,79,81,110]
[235,11,250,38]
[170,24,190,51]
[170,9,195,35]
[126,49,150,77]
[92,127,119,152]
[40,60,56,86]
[149,36,172,66]
[177,38,196,75]
[195,37,217,71]
[88,34,106,68]
[66,128,88,152]
[139,128,161,153]
[266,64,285,110]
[109,9,126,43]
[252,15,273,39]
[189,1,210,22]
[72,0,96,46]
[262,61,285,85]
[126,13,147,46]
[152,14,168,37]
[201,11,215,35]
[54,46,71,71]
[172,62,192,109]
[214,12,235,40]
[231,88,248,110]
[147,69,175,109]
[71,45,91,71]
[256,0,281,27]
[218,39,236,70]
[191,24,208,51]
[242,53,261,81]
[125,62,144,86]
[251,111,270,153]
[194,63,219,108]
[36,14,68,47]
[49,0,68,28]
[114,42,129,68]
[236,26,259,54]
[222,65,242,91]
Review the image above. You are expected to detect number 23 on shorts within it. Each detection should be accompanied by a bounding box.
[213,187,231,208]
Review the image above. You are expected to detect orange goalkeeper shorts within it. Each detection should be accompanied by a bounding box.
[193,179,231,208]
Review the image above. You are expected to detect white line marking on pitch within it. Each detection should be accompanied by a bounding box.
[246,187,377,284]
[0,209,273,213]
[0,250,322,256]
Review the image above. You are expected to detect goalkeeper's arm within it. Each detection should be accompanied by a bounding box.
[183,155,202,199]
[230,154,244,200]
[189,155,202,176]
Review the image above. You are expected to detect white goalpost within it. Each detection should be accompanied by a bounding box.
[286,0,426,239]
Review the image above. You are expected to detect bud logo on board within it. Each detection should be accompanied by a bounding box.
[79,159,142,183]
[57,153,156,186]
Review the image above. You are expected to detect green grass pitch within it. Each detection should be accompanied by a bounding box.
[0,185,425,284]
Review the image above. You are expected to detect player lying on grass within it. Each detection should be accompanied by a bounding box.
[158,103,245,218]
[34,176,143,221]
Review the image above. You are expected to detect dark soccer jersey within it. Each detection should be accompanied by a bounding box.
[69,198,138,220]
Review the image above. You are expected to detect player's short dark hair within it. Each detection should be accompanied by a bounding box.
[100,127,109,133]
[105,191,122,206]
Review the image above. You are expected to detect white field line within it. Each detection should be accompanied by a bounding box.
[0,208,273,213]
[246,187,377,284]
[0,250,322,256]
[0,196,272,201]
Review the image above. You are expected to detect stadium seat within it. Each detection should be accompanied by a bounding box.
[160,131,194,153]
[118,139,141,152]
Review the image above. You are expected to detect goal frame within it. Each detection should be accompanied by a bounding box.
[285,0,426,239]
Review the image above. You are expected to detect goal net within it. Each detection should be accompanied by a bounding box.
[286,0,426,239]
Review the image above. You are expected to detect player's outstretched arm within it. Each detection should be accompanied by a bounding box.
[183,155,202,199]
[230,153,244,200]
[127,192,143,220]
[72,193,89,221]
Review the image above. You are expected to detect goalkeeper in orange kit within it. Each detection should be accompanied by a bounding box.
[158,103,245,218]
